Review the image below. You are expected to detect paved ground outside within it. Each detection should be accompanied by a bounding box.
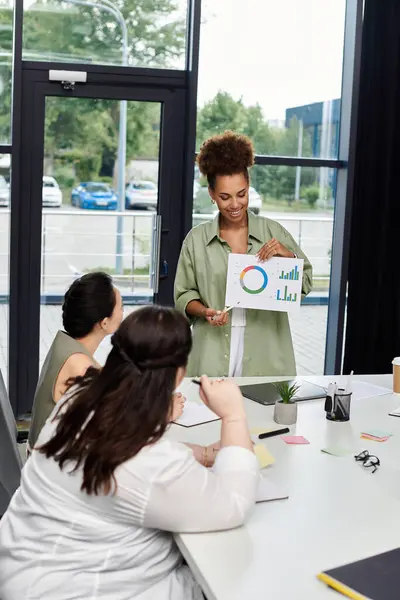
[0,304,328,391]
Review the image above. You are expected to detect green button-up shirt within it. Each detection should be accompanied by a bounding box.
[174,210,313,377]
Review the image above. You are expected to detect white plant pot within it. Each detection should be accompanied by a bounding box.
[273,400,298,425]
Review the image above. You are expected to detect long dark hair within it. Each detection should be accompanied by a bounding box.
[62,272,116,338]
[39,306,192,495]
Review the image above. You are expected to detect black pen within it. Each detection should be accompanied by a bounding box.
[259,427,290,439]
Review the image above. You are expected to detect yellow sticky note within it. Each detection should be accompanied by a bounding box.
[254,444,275,469]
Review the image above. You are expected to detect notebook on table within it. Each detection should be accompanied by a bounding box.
[317,547,400,599]
[239,379,326,406]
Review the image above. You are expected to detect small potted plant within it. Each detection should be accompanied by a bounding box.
[273,381,300,425]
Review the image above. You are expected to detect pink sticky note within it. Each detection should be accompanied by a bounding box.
[281,435,310,445]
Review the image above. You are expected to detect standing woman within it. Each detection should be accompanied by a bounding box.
[174,131,313,377]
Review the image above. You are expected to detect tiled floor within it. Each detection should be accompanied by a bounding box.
[0,304,328,385]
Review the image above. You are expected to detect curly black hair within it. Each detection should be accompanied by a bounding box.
[197,131,255,189]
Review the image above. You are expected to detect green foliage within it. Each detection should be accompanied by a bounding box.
[301,185,320,208]
[0,5,12,143]
[0,3,323,202]
[53,164,75,190]
[22,0,185,68]
[97,176,114,186]
[0,1,182,175]
[274,381,300,404]
[196,94,317,204]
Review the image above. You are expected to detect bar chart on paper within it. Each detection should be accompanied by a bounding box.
[276,286,297,303]
[225,254,304,313]
[279,265,300,281]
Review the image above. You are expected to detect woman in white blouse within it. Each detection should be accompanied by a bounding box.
[0,305,259,600]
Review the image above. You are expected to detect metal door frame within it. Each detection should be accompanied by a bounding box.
[9,63,187,414]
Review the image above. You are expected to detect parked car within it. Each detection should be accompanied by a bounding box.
[248,186,262,215]
[42,176,62,208]
[193,184,262,216]
[0,176,9,207]
[71,182,117,210]
[125,180,157,210]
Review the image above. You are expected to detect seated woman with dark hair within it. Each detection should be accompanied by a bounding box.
[28,272,124,451]
[0,306,259,600]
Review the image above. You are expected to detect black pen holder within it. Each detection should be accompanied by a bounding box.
[325,391,352,422]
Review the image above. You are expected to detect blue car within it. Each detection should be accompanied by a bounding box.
[71,182,117,210]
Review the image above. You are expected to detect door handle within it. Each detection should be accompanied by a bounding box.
[159,260,168,279]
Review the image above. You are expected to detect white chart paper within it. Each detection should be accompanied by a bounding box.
[174,401,220,428]
[225,254,304,313]
[256,476,289,503]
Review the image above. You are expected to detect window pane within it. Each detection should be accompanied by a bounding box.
[0,155,10,383]
[0,2,13,144]
[40,96,161,368]
[192,165,335,375]
[197,0,346,158]
[23,0,187,69]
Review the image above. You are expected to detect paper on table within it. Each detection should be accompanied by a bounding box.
[256,476,289,503]
[350,381,391,401]
[361,429,392,439]
[361,435,390,442]
[321,446,352,457]
[254,445,275,468]
[174,401,220,428]
[389,407,400,417]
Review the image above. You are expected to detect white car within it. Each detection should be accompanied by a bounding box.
[248,186,262,215]
[0,176,9,207]
[42,176,62,208]
[125,180,158,210]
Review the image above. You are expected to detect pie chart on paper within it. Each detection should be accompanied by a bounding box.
[239,265,269,295]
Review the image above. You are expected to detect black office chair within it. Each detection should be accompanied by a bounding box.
[0,369,22,516]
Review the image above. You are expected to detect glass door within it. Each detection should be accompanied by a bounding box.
[40,96,162,367]
[13,66,186,412]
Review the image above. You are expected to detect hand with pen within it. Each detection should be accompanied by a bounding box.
[204,307,229,327]
[205,305,233,327]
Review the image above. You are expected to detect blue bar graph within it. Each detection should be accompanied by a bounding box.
[276,288,298,303]
[279,265,299,281]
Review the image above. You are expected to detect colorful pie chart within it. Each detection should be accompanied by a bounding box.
[239,265,268,294]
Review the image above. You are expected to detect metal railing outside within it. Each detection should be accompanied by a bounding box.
[0,208,334,300]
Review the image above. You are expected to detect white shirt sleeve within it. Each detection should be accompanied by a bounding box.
[141,443,259,534]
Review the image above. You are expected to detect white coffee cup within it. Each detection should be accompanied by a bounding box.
[392,357,400,395]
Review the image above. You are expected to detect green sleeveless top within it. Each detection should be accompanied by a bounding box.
[28,331,92,449]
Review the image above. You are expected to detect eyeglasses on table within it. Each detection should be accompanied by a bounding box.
[354,450,380,473]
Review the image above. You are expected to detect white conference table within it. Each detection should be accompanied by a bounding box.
[167,374,400,600]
